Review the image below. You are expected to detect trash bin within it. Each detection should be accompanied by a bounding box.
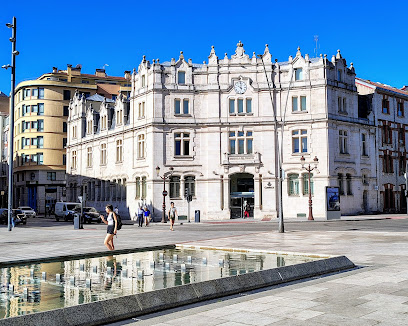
[74,215,80,229]
[195,210,200,223]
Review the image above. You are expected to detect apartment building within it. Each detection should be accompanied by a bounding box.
[13,66,131,213]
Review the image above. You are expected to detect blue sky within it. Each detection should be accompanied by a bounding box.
[0,0,407,94]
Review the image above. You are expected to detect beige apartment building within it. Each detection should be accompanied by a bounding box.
[13,66,131,213]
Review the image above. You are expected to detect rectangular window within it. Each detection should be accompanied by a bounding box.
[398,101,404,117]
[362,134,367,156]
[63,106,69,116]
[295,68,303,81]
[292,97,298,112]
[31,105,38,113]
[100,143,107,165]
[338,173,344,195]
[337,69,342,81]
[229,132,236,154]
[141,75,146,87]
[300,96,306,111]
[178,71,185,84]
[37,120,44,131]
[63,138,67,148]
[37,153,44,165]
[31,88,38,97]
[246,99,252,113]
[229,131,253,154]
[288,174,299,195]
[116,139,123,162]
[238,99,244,113]
[47,172,56,181]
[37,136,43,148]
[382,97,389,114]
[292,130,307,153]
[138,134,145,159]
[174,99,181,115]
[346,174,353,195]
[338,97,342,112]
[72,151,77,169]
[229,99,235,114]
[38,103,44,115]
[339,130,348,154]
[63,122,67,133]
[87,147,93,168]
[38,88,44,99]
[183,99,189,114]
[63,90,71,101]
[174,133,190,156]
[72,125,77,139]
[22,105,25,117]
[343,98,347,113]
[135,177,140,198]
[141,177,147,199]
[63,154,66,165]
[302,173,314,195]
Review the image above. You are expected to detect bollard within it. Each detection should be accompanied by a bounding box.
[137,270,144,279]
[80,264,85,271]
[159,253,164,261]
[42,272,46,280]
[56,274,62,283]
[135,260,141,268]
[181,264,186,272]
[187,256,192,263]
[150,261,155,269]
[92,266,98,274]
[219,258,224,266]
[202,257,207,265]
[70,276,75,285]
[85,279,91,288]
[173,254,178,262]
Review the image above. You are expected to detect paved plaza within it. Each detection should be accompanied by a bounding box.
[1,215,408,325]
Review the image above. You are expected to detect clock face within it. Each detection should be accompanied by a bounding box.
[234,81,247,94]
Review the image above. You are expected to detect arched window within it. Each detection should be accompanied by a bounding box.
[170,176,180,198]
[185,176,195,197]
[288,174,299,196]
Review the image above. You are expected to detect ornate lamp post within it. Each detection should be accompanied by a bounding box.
[156,166,173,223]
[300,156,319,221]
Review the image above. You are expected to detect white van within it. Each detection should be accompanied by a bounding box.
[54,202,81,222]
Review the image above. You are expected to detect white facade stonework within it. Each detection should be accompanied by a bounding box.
[67,43,380,220]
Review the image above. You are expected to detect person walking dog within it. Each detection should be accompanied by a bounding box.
[100,204,118,251]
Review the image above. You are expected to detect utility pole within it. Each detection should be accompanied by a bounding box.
[2,17,19,231]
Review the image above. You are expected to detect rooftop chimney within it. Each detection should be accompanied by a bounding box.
[52,67,58,73]
[95,69,106,77]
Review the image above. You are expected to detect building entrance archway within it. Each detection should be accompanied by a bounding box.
[229,173,254,219]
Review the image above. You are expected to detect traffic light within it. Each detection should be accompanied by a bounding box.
[185,188,190,198]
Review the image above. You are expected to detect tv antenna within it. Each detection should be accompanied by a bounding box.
[314,35,320,58]
[102,64,109,70]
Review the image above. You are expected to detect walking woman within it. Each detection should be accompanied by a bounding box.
[100,204,118,251]
[168,202,178,231]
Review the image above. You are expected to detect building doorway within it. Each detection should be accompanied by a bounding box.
[230,173,254,219]
[27,186,37,211]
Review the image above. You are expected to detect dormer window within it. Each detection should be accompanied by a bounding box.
[141,75,146,87]
[178,71,186,84]
[337,69,342,82]
[87,119,93,135]
[101,115,107,130]
[116,108,123,125]
[295,68,303,81]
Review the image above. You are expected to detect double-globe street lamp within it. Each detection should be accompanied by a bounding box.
[156,166,174,223]
[300,155,319,221]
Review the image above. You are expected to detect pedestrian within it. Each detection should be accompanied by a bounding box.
[137,205,144,227]
[168,202,178,231]
[144,206,150,226]
[244,204,250,218]
[100,204,118,251]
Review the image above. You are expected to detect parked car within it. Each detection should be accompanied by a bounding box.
[17,206,36,218]
[12,209,27,225]
[74,207,102,224]
[54,202,81,222]
[0,209,27,225]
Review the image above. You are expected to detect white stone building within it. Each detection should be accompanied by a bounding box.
[66,42,379,220]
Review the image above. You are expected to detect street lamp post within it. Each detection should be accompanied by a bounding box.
[2,17,19,232]
[300,156,319,220]
[156,166,173,223]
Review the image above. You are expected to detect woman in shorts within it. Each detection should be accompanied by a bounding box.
[168,202,178,231]
[100,204,118,251]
